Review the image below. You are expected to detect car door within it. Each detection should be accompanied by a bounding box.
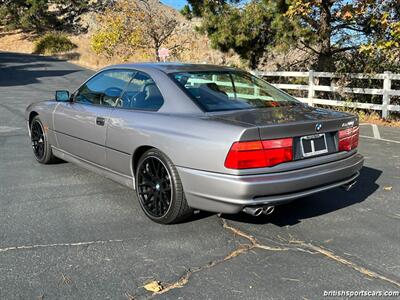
[53,69,134,165]
[106,71,165,175]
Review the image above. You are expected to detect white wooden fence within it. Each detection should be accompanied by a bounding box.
[254,70,400,118]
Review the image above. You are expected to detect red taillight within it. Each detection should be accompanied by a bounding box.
[225,138,293,169]
[338,126,359,151]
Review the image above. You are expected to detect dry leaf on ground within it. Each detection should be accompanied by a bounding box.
[143,280,163,292]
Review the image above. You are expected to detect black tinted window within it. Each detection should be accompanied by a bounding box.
[172,71,299,112]
[119,72,164,111]
[75,70,133,106]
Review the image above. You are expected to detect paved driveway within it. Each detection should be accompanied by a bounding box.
[1,52,399,299]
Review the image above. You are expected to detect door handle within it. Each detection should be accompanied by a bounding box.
[96,117,105,126]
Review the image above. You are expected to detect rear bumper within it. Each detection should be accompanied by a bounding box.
[177,153,364,214]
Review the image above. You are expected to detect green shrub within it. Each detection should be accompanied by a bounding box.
[34,33,77,55]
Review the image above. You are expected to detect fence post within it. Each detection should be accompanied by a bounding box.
[308,70,315,106]
[382,71,391,119]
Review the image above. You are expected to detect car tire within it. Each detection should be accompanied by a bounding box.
[135,148,193,224]
[30,116,57,164]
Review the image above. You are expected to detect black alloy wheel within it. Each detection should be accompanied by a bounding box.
[31,119,45,161]
[30,116,57,164]
[137,156,172,218]
[135,149,192,224]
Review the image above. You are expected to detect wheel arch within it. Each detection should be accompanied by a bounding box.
[29,111,39,127]
[131,145,155,177]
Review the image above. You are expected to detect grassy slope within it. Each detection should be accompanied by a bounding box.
[0,1,241,70]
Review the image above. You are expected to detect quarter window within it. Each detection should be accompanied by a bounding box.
[75,69,134,106]
[119,72,164,111]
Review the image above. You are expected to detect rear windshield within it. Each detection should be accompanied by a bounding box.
[171,71,300,112]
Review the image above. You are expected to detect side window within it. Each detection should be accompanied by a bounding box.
[75,70,134,106]
[119,72,164,111]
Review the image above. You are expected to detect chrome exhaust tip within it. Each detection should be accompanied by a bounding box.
[242,206,264,216]
[242,206,275,216]
[342,180,357,192]
[263,206,275,215]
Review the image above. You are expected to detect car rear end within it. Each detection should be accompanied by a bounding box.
[169,68,364,215]
[177,110,363,215]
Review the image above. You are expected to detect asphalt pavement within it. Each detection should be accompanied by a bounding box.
[1,52,399,299]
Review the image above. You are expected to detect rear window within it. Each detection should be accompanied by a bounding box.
[171,71,300,112]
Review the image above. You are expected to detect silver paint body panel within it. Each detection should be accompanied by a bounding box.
[54,102,113,165]
[25,63,364,213]
[176,153,363,213]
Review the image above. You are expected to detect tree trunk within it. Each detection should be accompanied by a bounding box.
[315,0,335,85]
[316,52,334,72]
[155,46,160,62]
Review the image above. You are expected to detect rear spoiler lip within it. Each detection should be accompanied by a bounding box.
[235,116,357,142]
[257,116,358,141]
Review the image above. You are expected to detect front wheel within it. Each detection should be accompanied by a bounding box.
[135,149,193,224]
[30,116,57,164]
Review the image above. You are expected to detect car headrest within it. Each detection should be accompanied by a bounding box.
[145,84,162,100]
[199,83,228,98]
[178,75,189,85]
[200,83,223,93]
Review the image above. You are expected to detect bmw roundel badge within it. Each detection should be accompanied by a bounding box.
[315,123,322,132]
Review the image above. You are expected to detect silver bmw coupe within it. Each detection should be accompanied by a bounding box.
[26,63,364,224]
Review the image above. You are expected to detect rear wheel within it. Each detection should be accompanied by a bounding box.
[30,116,57,164]
[135,149,192,224]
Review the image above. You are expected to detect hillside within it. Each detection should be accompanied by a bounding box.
[0,1,242,70]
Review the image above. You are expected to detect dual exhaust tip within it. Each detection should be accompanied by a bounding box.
[341,180,357,192]
[243,180,357,217]
[242,205,275,217]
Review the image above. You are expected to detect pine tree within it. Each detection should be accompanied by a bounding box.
[182,0,400,72]
[0,0,110,33]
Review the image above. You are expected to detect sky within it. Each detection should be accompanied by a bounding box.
[161,0,187,10]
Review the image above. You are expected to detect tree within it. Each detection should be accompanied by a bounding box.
[92,0,183,62]
[197,1,289,68]
[355,1,400,73]
[91,0,144,59]
[0,0,56,32]
[139,0,180,61]
[285,0,400,72]
[183,0,400,72]
[54,0,111,34]
[0,0,110,33]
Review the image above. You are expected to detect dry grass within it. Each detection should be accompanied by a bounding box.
[0,4,243,71]
[318,105,400,127]
[0,29,242,71]
[0,29,35,53]
[66,34,111,70]
[359,112,400,127]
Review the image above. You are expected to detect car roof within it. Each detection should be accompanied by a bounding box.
[106,62,238,74]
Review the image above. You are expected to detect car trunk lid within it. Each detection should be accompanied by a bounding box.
[208,105,359,170]
[207,105,357,140]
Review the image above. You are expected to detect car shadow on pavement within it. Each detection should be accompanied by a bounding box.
[0,51,67,65]
[0,63,79,87]
[0,52,80,87]
[222,166,382,226]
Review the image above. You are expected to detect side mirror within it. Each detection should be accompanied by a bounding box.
[55,90,70,102]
